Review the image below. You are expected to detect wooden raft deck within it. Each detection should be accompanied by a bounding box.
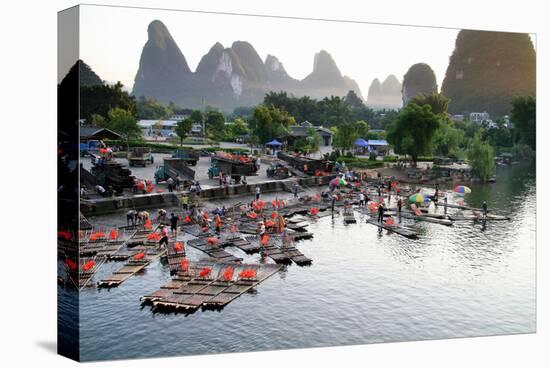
[141,262,281,311]
[366,219,419,239]
[186,238,243,263]
[245,235,312,266]
[166,240,187,274]
[97,248,166,288]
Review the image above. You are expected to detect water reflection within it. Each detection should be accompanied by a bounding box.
[64,164,535,361]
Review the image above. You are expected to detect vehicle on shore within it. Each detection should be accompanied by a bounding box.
[128,147,154,167]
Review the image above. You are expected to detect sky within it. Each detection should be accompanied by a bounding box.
[75,4,533,98]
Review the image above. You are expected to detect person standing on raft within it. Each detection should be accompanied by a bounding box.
[157,208,167,223]
[169,213,178,235]
[158,225,169,249]
[214,214,222,234]
[126,210,137,227]
[377,203,385,223]
[359,192,365,207]
[255,186,261,200]
[397,197,403,215]
[482,201,488,217]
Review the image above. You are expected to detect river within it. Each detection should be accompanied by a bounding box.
[59,162,536,361]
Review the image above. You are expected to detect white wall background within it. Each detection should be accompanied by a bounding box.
[0,1,547,366]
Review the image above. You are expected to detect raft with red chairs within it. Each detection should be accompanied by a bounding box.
[141,262,281,312]
[97,247,166,288]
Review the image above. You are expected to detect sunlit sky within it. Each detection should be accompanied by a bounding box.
[73,4,535,98]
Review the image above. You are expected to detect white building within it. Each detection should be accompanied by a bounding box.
[137,119,178,137]
[469,111,491,124]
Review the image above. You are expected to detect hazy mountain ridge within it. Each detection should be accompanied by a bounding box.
[132,20,364,111]
[366,75,402,110]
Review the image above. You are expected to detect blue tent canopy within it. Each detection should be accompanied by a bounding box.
[266,139,283,146]
[354,138,369,147]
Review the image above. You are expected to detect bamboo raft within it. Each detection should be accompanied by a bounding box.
[165,240,187,274]
[400,212,453,226]
[222,236,261,254]
[448,213,511,221]
[245,235,312,266]
[365,219,419,239]
[343,210,357,223]
[186,238,243,263]
[141,262,281,312]
[97,247,166,288]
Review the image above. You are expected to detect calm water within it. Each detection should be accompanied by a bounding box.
[60,163,536,361]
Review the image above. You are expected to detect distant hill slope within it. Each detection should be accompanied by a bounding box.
[366,75,402,110]
[131,20,364,111]
[441,30,535,117]
[78,60,103,87]
[402,63,438,106]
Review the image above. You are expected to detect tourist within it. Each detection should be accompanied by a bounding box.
[158,225,169,249]
[387,179,392,192]
[180,195,189,211]
[365,193,370,206]
[258,221,266,241]
[434,184,439,203]
[293,183,299,198]
[377,203,385,223]
[242,176,247,185]
[482,201,488,216]
[214,214,222,234]
[377,185,382,197]
[195,181,202,196]
[397,197,403,215]
[169,213,178,234]
[331,195,336,215]
[138,210,149,225]
[359,192,365,207]
[255,186,261,200]
[96,184,107,197]
[157,208,167,223]
[126,210,137,227]
[167,177,174,192]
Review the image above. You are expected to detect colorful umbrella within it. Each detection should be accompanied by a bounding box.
[454,185,472,194]
[409,193,425,203]
[329,177,347,187]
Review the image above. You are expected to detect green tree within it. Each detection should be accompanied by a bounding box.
[467,134,495,182]
[511,96,536,150]
[386,103,440,164]
[231,118,249,136]
[409,92,450,115]
[250,105,295,143]
[354,120,369,139]
[319,96,352,126]
[107,108,141,149]
[175,118,193,146]
[91,113,105,128]
[344,90,364,110]
[80,82,136,123]
[136,96,172,119]
[205,110,226,140]
[306,127,321,155]
[333,123,358,153]
[189,110,203,124]
[433,119,464,157]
